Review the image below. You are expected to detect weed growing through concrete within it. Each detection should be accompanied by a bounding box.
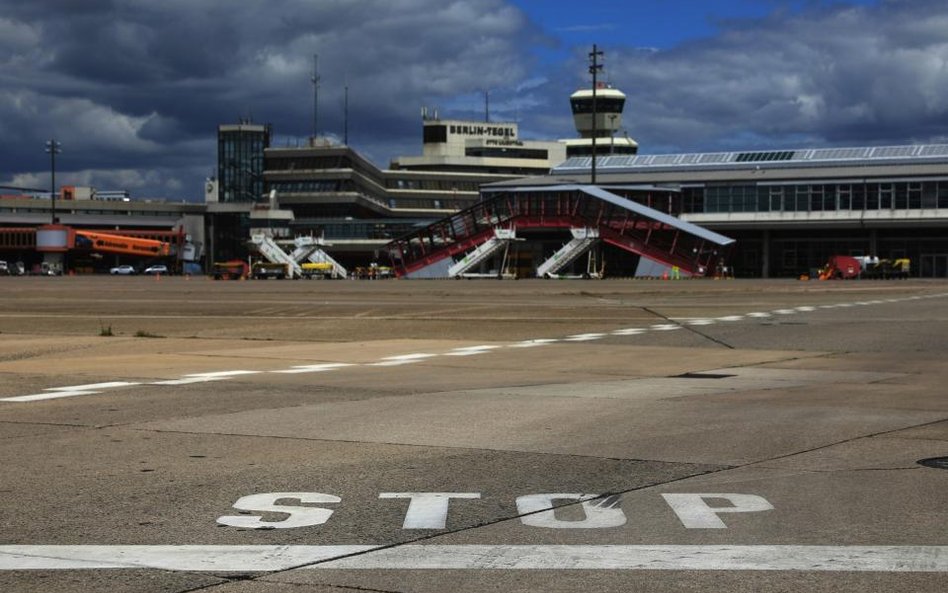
[134,330,163,338]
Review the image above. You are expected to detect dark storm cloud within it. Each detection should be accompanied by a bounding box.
[602,0,948,153]
[0,0,542,198]
[6,0,948,199]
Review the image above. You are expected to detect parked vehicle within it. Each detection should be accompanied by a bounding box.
[0,260,8,275]
[252,262,289,279]
[110,265,137,275]
[212,260,248,280]
[143,264,169,275]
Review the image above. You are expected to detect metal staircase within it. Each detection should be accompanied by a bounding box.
[291,237,348,279]
[536,228,599,278]
[447,228,516,277]
[250,233,303,278]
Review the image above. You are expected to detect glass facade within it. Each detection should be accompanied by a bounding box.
[681,180,948,214]
[218,124,271,203]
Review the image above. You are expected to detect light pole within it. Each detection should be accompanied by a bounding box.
[45,139,61,224]
[588,45,603,185]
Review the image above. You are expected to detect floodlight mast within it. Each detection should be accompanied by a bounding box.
[45,139,61,224]
[589,45,603,185]
[311,54,320,140]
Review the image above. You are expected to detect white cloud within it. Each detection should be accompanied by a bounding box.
[606,0,948,151]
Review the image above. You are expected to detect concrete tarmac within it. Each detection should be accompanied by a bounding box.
[0,276,946,592]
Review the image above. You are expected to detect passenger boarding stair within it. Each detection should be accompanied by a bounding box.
[385,185,735,279]
[250,233,303,279]
[536,228,599,278]
[447,228,516,277]
[290,236,348,279]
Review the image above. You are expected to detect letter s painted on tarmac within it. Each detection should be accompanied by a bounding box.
[217,492,340,529]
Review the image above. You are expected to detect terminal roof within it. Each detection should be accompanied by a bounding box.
[553,144,948,174]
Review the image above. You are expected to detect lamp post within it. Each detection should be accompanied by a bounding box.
[588,45,603,185]
[45,139,61,224]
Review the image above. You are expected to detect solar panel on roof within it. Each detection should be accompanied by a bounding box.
[872,146,916,158]
[698,153,732,164]
[918,145,948,157]
[556,143,948,173]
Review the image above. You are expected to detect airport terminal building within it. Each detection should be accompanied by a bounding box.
[2,81,948,278]
[487,145,948,278]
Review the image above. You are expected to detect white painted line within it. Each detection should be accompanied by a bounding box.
[772,309,797,315]
[686,319,716,326]
[795,306,816,312]
[564,333,607,341]
[445,345,502,356]
[649,324,682,331]
[369,353,438,366]
[0,545,376,571]
[509,339,560,348]
[746,312,772,318]
[0,382,142,403]
[715,315,745,322]
[1,545,945,572]
[611,328,647,336]
[273,363,356,374]
[151,371,262,386]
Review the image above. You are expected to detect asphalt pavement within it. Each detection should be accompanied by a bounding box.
[0,276,946,592]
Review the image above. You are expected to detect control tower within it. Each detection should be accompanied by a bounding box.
[562,83,638,157]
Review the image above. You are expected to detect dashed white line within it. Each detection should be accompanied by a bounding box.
[0,382,142,402]
[649,324,682,331]
[151,371,262,385]
[773,309,797,315]
[611,328,647,336]
[509,338,560,348]
[445,345,503,356]
[273,363,356,374]
[686,319,716,326]
[369,354,438,366]
[715,315,745,322]
[564,333,608,341]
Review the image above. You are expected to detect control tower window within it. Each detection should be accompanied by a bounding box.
[423,125,447,144]
[571,98,625,114]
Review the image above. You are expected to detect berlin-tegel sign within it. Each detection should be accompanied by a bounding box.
[2,292,947,573]
[1,491,947,571]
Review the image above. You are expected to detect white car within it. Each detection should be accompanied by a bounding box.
[110,265,136,275]
[143,265,169,275]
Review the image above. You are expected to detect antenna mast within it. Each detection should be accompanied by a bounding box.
[485,90,490,123]
[311,54,320,139]
[589,44,603,185]
[344,79,349,145]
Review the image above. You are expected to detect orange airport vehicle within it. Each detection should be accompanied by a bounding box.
[73,230,172,257]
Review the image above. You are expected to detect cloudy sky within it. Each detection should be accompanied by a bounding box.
[4,0,948,201]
